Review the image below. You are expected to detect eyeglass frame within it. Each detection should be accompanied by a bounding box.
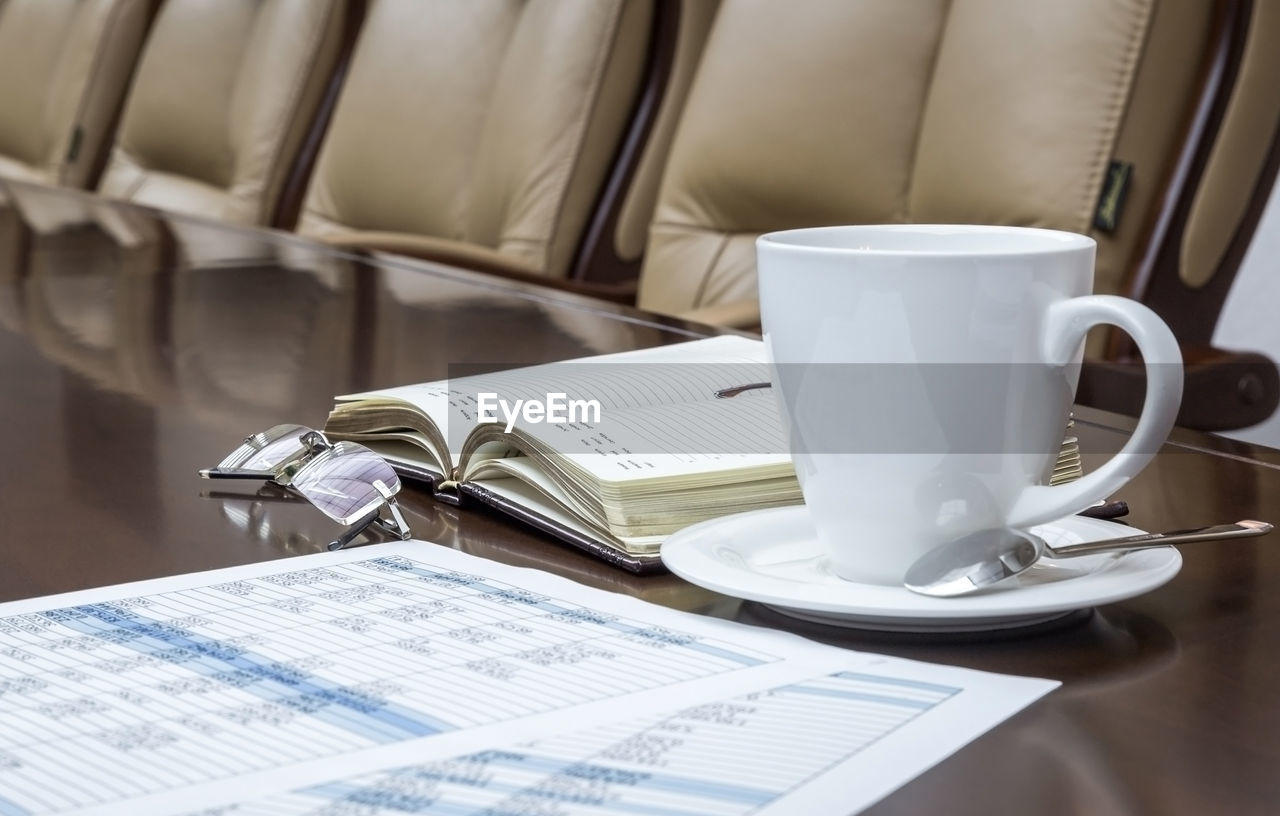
[199,424,411,551]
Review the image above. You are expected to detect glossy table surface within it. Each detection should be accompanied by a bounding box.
[3,180,1280,815]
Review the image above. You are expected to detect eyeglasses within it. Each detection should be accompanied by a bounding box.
[199,424,411,550]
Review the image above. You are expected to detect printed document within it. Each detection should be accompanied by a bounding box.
[0,541,1057,815]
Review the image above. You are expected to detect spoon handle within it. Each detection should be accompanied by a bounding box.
[1050,520,1272,557]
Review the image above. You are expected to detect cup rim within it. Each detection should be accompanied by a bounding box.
[756,224,1096,256]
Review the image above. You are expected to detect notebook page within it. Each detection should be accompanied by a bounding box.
[338,336,775,466]
[498,386,793,484]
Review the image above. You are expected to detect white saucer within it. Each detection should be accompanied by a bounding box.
[661,506,1182,633]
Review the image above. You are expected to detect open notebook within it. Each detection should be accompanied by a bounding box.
[324,336,802,572]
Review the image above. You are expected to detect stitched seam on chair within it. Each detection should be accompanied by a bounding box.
[141,166,223,199]
[297,208,346,237]
[123,169,151,202]
[251,0,340,223]
[650,221,760,247]
[496,237,543,247]
[900,0,953,222]
[690,230,732,309]
[1078,0,1154,233]
[61,2,124,184]
[530,1,626,273]
[115,151,150,200]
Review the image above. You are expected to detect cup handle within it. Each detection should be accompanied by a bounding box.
[1007,295,1184,528]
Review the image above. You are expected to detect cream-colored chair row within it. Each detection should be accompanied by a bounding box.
[2,2,1278,388]
[294,0,1280,430]
[0,0,686,284]
[0,0,348,223]
[0,0,154,188]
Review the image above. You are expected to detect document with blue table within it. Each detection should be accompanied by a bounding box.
[0,541,1055,815]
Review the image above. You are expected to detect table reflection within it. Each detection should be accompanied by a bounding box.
[5,178,1280,815]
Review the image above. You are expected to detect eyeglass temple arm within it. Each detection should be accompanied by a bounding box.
[199,467,277,480]
[380,492,411,541]
[326,483,412,551]
[327,510,379,551]
[325,509,411,552]
[200,432,329,481]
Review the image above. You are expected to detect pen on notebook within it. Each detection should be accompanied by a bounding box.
[715,382,771,398]
[1078,500,1130,520]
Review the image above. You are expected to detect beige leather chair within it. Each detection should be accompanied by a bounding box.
[569,0,721,289]
[631,0,1280,428]
[297,0,656,281]
[1080,0,1280,430]
[0,0,155,189]
[634,0,1221,324]
[97,0,349,226]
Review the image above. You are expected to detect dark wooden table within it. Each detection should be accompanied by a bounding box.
[3,180,1280,815]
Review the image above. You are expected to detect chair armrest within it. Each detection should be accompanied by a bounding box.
[1077,346,1280,431]
[314,231,638,303]
[314,231,544,276]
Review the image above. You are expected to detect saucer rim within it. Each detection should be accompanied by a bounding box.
[660,505,1182,624]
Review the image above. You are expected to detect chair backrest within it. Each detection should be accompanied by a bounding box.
[634,0,1219,324]
[1116,0,1280,352]
[296,0,655,281]
[567,0,721,287]
[97,0,348,225]
[1080,0,1280,430]
[0,0,155,189]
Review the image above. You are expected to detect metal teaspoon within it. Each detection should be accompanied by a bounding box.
[904,520,1273,598]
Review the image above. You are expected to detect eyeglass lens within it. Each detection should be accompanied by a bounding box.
[218,423,320,474]
[289,442,403,526]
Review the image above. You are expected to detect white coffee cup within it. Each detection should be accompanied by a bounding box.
[756,224,1183,586]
